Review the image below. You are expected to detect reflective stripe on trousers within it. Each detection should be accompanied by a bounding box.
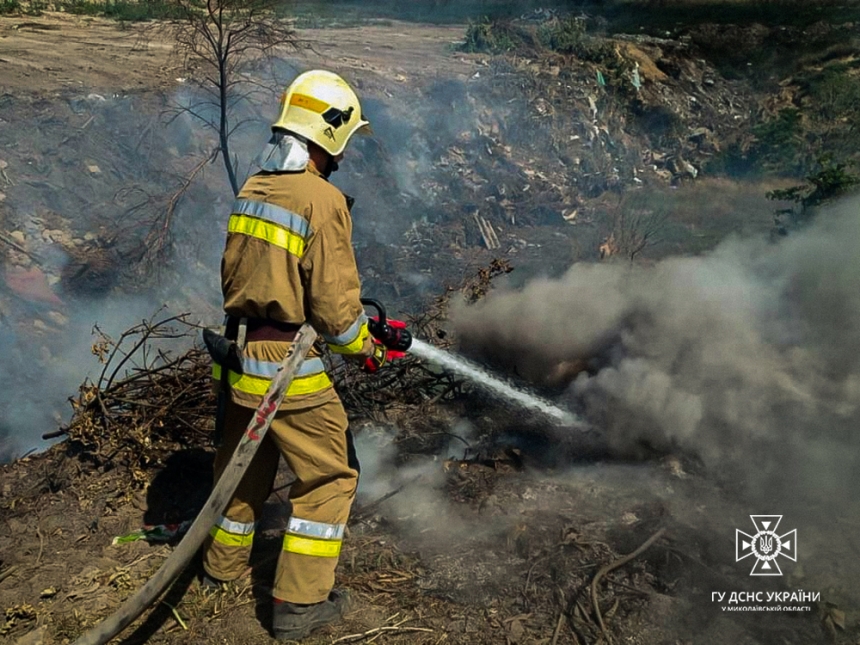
[203,396,357,603]
[282,516,345,558]
[210,516,255,548]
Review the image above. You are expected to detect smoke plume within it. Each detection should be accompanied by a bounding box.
[453,198,860,504]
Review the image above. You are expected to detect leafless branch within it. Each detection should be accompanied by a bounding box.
[146,0,300,195]
[600,195,669,262]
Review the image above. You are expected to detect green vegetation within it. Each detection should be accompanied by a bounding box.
[537,15,587,53]
[537,16,616,63]
[0,0,187,20]
[460,14,621,70]
[1,0,62,15]
[768,157,859,233]
[601,0,860,35]
[713,56,860,179]
[461,18,523,53]
[58,0,185,20]
[282,0,860,30]
[748,108,805,175]
[283,1,860,29]
[9,0,857,41]
[804,62,860,121]
[289,0,565,25]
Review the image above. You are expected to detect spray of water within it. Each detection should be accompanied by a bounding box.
[409,338,580,426]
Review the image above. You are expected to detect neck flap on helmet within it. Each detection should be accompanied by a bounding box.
[255,131,310,173]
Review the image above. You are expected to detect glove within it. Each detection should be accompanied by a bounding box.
[363,343,387,373]
[362,341,407,374]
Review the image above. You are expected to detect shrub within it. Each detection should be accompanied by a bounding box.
[23,0,49,14]
[752,108,804,171]
[711,108,808,177]
[807,65,860,123]
[59,0,185,21]
[768,156,859,234]
[460,18,523,54]
[538,16,586,54]
[538,16,615,63]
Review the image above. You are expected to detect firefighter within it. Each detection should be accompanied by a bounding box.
[201,69,391,640]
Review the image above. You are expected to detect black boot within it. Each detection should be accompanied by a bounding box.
[199,572,226,590]
[272,590,351,640]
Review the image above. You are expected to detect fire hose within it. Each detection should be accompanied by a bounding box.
[72,324,317,645]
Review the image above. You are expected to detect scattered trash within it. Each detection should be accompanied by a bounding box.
[473,212,500,250]
[631,62,642,91]
[112,520,193,546]
[3,266,63,306]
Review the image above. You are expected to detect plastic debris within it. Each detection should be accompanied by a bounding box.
[112,520,193,545]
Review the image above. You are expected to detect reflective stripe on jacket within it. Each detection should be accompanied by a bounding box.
[212,355,332,398]
[218,165,373,409]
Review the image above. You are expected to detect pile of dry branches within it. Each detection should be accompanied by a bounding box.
[60,314,214,486]
[54,262,510,487]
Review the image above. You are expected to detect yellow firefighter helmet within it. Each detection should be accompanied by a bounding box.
[272,69,370,157]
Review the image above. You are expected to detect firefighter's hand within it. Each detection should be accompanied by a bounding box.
[362,342,406,373]
[362,344,387,374]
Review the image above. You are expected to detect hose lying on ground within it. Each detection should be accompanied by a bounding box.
[72,324,318,645]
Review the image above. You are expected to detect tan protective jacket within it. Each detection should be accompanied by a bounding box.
[215,164,373,409]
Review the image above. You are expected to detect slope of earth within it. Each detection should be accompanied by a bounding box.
[0,15,472,95]
[0,14,175,94]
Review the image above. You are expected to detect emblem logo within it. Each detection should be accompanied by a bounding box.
[736,515,797,576]
[322,105,354,129]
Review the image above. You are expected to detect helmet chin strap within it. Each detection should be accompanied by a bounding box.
[304,138,340,179]
[325,158,339,178]
[315,151,338,179]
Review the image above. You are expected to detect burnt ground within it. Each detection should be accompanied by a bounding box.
[1,7,860,645]
[0,427,847,645]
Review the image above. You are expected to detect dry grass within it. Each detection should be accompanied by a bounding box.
[656,177,793,224]
[612,177,796,257]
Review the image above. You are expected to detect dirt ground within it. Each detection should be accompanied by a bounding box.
[0,15,470,95]
[0,420,848,645]
[0,11,857,645]
[0,14,175,94]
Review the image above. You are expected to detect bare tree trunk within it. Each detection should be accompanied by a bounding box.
[218,47,239,195]
[158,0,297,196]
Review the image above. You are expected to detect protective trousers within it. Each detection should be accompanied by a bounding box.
[202,396,358,604]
